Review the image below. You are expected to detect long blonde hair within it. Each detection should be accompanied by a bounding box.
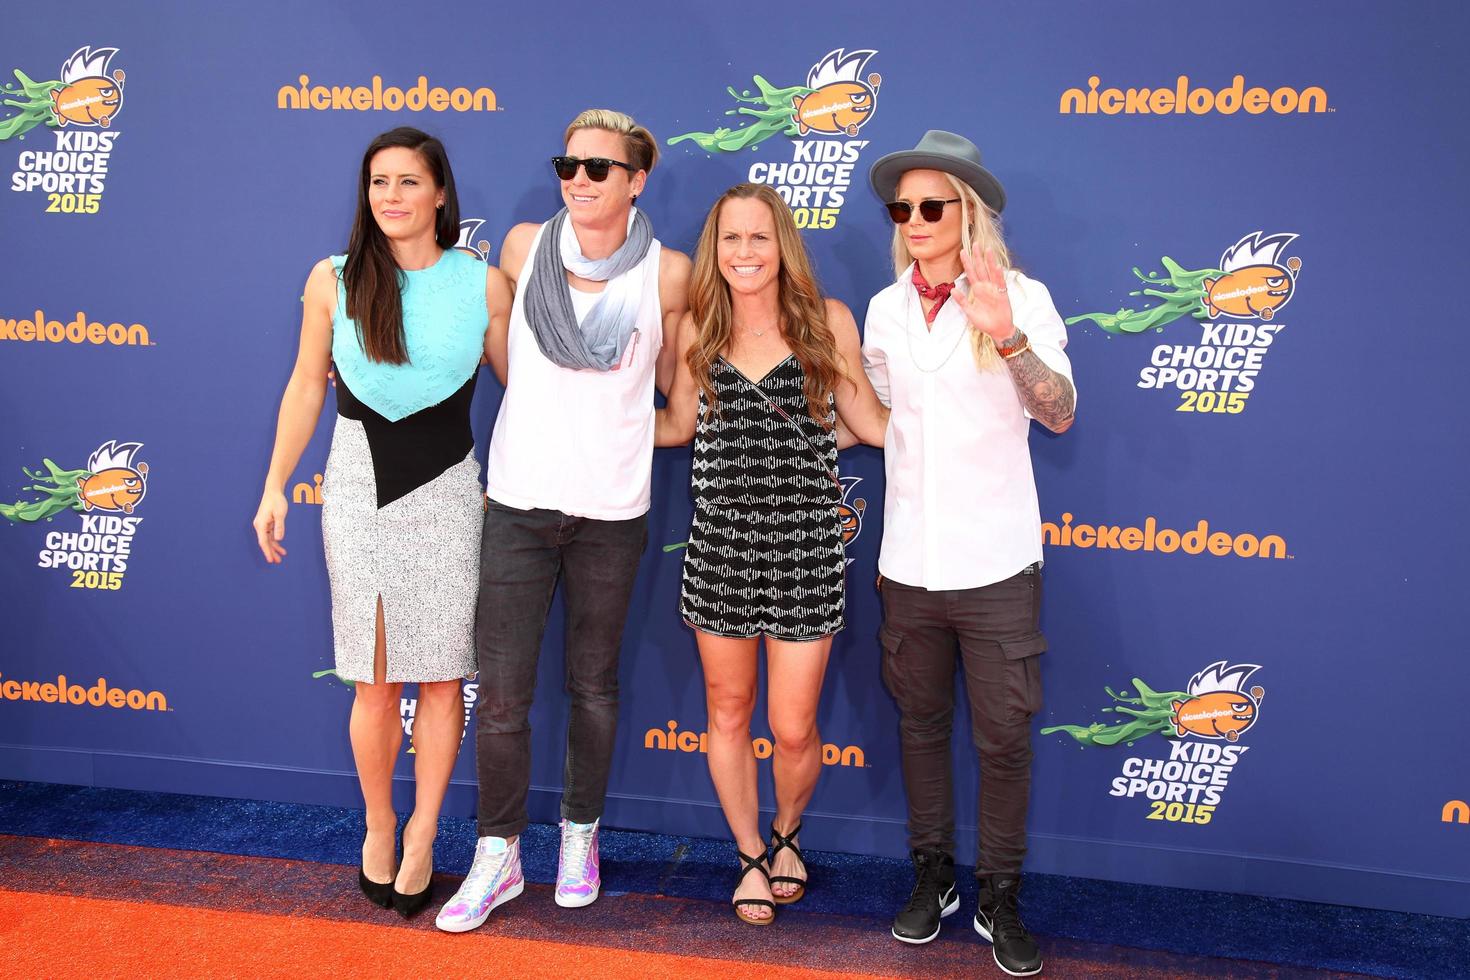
[891,172,1010,370]
[688,184,841,425]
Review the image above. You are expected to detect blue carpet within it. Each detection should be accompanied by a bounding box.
[1,780,1465,978]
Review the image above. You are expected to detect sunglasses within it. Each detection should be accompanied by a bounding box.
[886,198,962,224]
[552,155,637,182]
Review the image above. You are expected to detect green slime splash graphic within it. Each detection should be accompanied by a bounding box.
[0,459,89,523]
[1065,257,1222,335]
[668,75,813,152]
[0,69,62,141]
[1040,678,1187,746]
[311,668,355,688]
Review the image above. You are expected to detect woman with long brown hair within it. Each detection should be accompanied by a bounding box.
[252,127,512,918]
[656,183,888,924]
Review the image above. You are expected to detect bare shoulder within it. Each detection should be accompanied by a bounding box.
[676,308,696,339]
[484,262,513,306]
[659,246,692,289]
[304,258,338,306]
[499,222,541,281]
[503,221,540,250]
[824,297,859,338]
[659,247,692,312]
[824,296,856,325]
[308,256,338,282]
[659,245,692,274]
[484,262,512,291]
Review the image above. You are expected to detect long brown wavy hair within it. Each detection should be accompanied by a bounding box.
[687,184,842,425]
[342,127,461,364]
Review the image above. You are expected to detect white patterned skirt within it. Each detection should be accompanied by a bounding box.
[321,416,482,683]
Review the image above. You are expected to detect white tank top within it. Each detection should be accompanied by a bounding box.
[487,222,664,520]
[569,284,600,323]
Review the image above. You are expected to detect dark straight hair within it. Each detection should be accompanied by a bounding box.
[342,127,461,364]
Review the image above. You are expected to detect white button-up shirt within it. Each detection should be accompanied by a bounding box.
[862,265,1075,591]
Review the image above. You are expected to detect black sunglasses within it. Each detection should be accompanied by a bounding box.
[886,198,962,224]
[552,155,637,182]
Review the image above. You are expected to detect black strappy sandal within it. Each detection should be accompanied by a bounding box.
[768,821,807,905]
[733,849,776,926]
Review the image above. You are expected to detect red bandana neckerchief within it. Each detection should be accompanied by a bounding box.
[912,265,955,324]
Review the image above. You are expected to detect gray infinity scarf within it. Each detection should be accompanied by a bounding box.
[524,207,654,371]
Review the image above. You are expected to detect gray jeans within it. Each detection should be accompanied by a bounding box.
[473,499,647,838]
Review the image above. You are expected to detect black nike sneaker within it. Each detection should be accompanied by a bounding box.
[973,874,1043,976]
[890,848,959,944]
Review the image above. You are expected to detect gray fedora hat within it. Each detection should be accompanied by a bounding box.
[869,129,1006,213]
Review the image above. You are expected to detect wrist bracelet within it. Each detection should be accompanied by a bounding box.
[997,331,1031,360]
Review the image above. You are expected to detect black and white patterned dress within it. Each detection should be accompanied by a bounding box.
[680,353,845,640]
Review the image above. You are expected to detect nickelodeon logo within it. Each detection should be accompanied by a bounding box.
[644,720,865,768]
[2,309,149,346]
[0,672,167,711]
[1444,800,1469,825]
[1043,514,1287,559]
[277,75,497,113]
[1060,75,1328,115]
[293,473,323,505]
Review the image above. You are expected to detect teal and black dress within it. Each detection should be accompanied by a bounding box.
[320,249,488,683]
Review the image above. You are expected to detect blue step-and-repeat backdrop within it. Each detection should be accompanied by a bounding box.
[2,0,1466,919]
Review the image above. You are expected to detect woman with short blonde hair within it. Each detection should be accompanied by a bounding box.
[435,107,692,934]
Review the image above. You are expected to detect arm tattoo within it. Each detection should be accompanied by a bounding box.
[1000,331,1075,432]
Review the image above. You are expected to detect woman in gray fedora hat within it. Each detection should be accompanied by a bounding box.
[852,129,1075,977]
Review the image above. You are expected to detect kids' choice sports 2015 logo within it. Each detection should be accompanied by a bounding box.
[1069,232,1302,417]
[669,48,881,231]
[2,45,127,214]
[454,218,492,261]
[1,440,150,591]
[1043,662,1265,827]
[837,475,866,564]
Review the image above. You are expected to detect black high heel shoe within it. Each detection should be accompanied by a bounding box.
[393,814,435,918]
[359,866,395,909]
[391,863,434,918]
[360,830,398,909]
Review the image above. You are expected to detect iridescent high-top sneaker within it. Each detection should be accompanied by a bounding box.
[435,835,524,933]
[555,818,601,908]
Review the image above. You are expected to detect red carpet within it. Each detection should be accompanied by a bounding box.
[0,835,1368,978]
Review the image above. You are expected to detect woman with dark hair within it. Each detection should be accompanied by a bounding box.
[655,183,888,925]
[252,127,512,918]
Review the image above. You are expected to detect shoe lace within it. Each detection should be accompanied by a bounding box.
[559,821,595,882]
[904,854,945,912]
[462,842,509,893]
[988,886,1031,943]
